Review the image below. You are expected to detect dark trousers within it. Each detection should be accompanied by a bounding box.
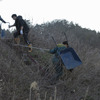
[14,31,30,44]
[55,62,63,79]
[53,59,63,80]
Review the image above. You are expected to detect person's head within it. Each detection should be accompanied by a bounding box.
[63,41,69,47]
[11,14,17,20]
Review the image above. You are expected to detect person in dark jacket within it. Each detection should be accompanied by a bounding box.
[49,41,73,81]
[9,14,32,52]
[0,16,6,23]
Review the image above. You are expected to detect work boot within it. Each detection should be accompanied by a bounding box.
[28,44,32,52]
[14,37,20,44]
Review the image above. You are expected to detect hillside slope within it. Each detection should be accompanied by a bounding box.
[0,20,100,100]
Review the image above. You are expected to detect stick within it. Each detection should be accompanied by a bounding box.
[44,92,47,100]
[50,97,52,100]
[84,86,89,100]
[11,43,49,51]
[62,32,68,41]
[51,36,57,47]
[54,87,57,100]
[29,88,32,100]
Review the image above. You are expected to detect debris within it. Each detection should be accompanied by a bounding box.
[71,89,76,93]
[30,81,39,91]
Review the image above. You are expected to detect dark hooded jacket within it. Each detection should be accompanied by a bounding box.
[14,16,29,32]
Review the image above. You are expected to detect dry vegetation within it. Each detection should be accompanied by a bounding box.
[0,20,100,100]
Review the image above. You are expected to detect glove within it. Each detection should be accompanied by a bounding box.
[20,30,23,35]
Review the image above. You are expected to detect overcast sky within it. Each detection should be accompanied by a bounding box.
[0,0,100,32]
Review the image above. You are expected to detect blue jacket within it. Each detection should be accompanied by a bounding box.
[0,16,6,23]
[49,44,66,64]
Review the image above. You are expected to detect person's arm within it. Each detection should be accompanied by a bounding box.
[0,16,6,23]
[49,47,58,54]
[9,24,15,28]
[19,19,24,34]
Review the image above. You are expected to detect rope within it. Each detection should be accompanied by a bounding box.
[11,43,49,51]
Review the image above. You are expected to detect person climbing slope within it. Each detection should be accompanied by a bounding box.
[49,41,73,81]
[9,14,32,52]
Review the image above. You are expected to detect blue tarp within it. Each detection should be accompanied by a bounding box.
[59,47,82,69]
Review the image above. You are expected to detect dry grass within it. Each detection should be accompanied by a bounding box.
[0,23,100,100]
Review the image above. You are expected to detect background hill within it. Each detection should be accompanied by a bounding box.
[0,19,100,100]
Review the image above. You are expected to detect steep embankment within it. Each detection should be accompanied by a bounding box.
[31,32,100,100]
[0,40,39,100]
[29,22,100,100]
[1,19,100,100]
